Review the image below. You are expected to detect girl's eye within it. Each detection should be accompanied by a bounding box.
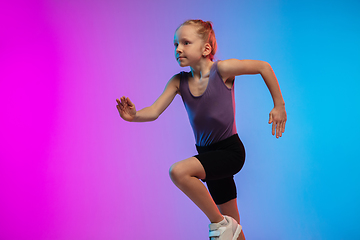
[184,41,190,45]
[174,43,178,47]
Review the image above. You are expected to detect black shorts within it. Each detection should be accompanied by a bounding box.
[195,134,245,205]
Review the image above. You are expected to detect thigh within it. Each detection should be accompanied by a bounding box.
[170,157,206,180]
[195,134,246,181]
[206,177,237,205]
[195,150,244,181]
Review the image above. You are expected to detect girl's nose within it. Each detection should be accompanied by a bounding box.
[176,46,182,53]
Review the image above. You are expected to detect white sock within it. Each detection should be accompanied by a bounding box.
[219,216,227,225]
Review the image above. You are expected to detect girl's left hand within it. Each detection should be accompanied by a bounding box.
[268,107,287,138]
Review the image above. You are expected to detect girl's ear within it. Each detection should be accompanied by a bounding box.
[203,43,212,57]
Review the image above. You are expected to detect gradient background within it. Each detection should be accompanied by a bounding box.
[1,0,359,239]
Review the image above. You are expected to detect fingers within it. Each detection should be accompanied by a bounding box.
[282,121,286,133]
[116,97,127,114]
[116,101,125,113]
[120,96,126,106]
[269,109,287,138]
[116,96,135,115]
[116,96,130,107]
[116,104,122,115]
[272,122,276,136]
[276,122,282,138]
[126,97,134,108]
[268,113,273,124]
[273,120,286,138]
[270,116,286,138]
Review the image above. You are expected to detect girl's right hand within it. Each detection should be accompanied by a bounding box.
[116,96,136,122]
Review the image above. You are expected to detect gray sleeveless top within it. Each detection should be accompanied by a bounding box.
[179,61,237,146]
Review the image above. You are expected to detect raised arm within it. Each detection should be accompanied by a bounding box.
[217,59,287,138]
[116,74,180,122]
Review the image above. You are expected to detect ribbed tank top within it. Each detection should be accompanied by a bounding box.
[179,61,237,146]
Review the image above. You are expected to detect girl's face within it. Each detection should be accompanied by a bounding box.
[174,25,205,67]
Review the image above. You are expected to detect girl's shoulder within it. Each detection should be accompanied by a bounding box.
[170,73,182,83]
[168,72,186,87]
[215,59,238,82]
[216,59,232,70]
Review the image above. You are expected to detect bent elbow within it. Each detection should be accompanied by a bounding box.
[152,114,159,121]
[260,61,272,74]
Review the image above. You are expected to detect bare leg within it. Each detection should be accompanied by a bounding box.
[169,157,224,223]
[218,199,246,240]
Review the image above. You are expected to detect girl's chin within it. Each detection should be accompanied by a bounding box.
[178,62,189,67]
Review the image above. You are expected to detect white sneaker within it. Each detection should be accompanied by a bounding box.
[209,215,242,240]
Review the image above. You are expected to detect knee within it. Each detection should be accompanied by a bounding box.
[169,163,186,184]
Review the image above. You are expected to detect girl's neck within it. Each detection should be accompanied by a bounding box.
[190,59,214,79]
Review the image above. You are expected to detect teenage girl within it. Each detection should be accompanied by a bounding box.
[116,19,287,240]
